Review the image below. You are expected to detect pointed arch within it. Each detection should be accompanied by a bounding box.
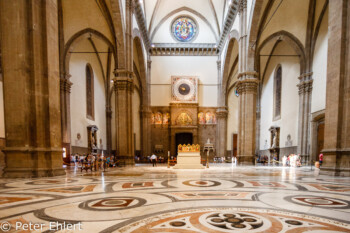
[255,30,307,75]
[63,28,118,75]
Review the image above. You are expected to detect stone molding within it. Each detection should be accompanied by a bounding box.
[297,79,313,95]
[150,43,217,56]
[216,108,228,118]
[217,0,239,52]
[60,78,72,93]
[238,0,247,13]
[236,78,259,95]
[113,78,134,92]
[133,0,151,49]
[113,69,135,78]
[217,60,222,70]
[237,71,259,79]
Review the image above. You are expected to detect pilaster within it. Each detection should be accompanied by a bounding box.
[297,72,313,164]
[113,69,135,165]
[216,107,228,159]
[236,72,259,165]
[321,0,350,176]
[60,73,72,163]
[0,0,65,177]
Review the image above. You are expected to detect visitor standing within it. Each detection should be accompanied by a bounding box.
[319,153,323,166]
[150,153,157,167]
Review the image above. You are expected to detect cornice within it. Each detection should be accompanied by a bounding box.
[217,0,239,53]
[133,0,151,50]
[150,43,218,56]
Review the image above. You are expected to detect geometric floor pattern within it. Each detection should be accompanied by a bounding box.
[0,164,350,232]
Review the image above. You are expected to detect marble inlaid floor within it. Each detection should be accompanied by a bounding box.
[0,164,350,232]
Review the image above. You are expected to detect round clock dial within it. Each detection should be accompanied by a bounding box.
[178,83,191,95]
[173,79,196,102]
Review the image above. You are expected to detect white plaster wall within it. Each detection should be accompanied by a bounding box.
[311,8,328,113]
[259,43,299,150]
[70,40,107,150]
[63,0,112,43]
[227,88,239,150]
[133,92,141,150]
[151,56,218,106]
[152,11,216,43]
[258,0,309,48]
[0,80,4,138]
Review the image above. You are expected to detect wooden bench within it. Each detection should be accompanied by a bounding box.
[169,159,177,166]
[81,162,93,172]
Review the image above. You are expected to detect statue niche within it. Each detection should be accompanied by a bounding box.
[269,126,280,163]
[87,125,98,154]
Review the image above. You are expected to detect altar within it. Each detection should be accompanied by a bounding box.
[173,144,205,169]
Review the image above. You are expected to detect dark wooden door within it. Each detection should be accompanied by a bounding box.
[232,134,238,158]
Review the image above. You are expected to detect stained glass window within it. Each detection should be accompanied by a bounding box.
[274,65,282,119]
[86,64,94,120]
[171,16,197,42]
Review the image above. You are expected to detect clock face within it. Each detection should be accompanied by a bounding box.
[172,77,197,102]
[178,83,191,95]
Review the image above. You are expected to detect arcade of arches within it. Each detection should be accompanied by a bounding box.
[0,0,350,231]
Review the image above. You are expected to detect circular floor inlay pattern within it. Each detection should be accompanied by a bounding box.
[170,221,186,227]
[287,195,349,208]
[114,207,350,233]
[205,212,263,230]
[182,180,221,187]
[79,196,146,211]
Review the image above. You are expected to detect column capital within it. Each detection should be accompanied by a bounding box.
[113,78,134,92]
[60,78,72,93]
[236,78,259,95]
[297,79,313,95]
[216,107,228,118]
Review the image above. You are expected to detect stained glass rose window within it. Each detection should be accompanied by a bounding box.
[171,16,198,42]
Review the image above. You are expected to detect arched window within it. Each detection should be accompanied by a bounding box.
[274,65,282,120]
[86,64,94,120]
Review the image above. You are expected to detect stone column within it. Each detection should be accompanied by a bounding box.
[141,106,152,157]
[216,108,228,159]
[113,70,135,165]
[0,0,65,177]
[106,105,112,155]
[60,74,72,163]
[297,73,313,165]
[236,73,259,165]
[321,0,350,176]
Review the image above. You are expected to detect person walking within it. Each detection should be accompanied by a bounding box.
[150,153,157,167]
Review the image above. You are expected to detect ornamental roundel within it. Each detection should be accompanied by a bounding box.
[171,16,198,42]
[172,77,198,102]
